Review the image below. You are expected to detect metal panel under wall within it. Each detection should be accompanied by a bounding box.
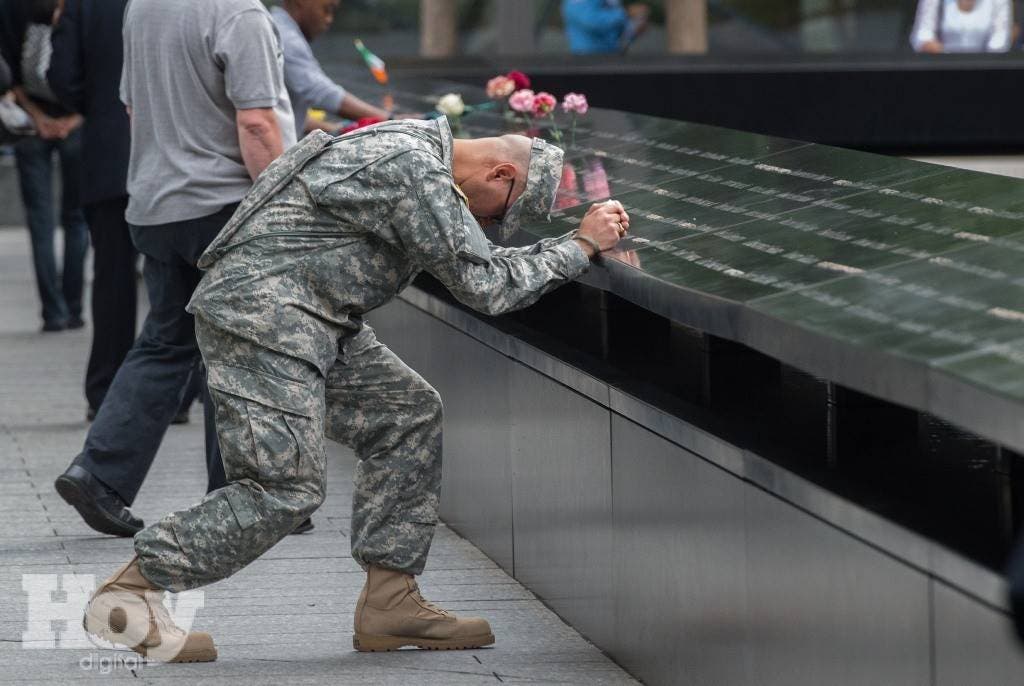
[611,416,749,686]
[509,361,615,649]
[368,302,430,372]
[377,293,1024,686]
[933,581,1024,685]
[371,299,515,571]
[744,486,931,686]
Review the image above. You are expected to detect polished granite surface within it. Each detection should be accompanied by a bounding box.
[338,68,1024,451]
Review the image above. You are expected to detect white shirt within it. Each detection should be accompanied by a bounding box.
[911,0,1012,53]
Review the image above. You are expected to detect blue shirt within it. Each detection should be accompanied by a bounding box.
[561,0,629,54]
[270,6,346,140]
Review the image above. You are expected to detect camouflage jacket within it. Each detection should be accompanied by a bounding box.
[187,118,589,376]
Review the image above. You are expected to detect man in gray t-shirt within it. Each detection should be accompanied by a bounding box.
[121,0,296,225]
[55,0,305,560]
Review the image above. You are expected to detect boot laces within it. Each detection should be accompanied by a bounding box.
[147,591,185,638]
[410,581,449,616]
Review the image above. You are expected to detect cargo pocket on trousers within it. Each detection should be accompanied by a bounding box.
[283,413,324,485]
[223,483,262,529]
[168,479,263,564]
[209,390,263,483]
[247,401,303,485]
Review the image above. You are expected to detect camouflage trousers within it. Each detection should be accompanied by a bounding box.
[134,317,443,592]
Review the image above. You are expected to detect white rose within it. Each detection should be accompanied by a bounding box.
[436,93,466,117]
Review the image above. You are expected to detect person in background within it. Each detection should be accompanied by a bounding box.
[1,0,88,333]
[911,0,1012,52]
[561,0,650,54]
[0,10,32,141]
[49,0,205,427]
[53,0,307,540]
[271,0,402,140]
[48,0,138,422]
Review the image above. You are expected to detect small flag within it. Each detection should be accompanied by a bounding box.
[354,39,388,85]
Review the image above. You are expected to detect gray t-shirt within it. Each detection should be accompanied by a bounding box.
[120,0,297,226]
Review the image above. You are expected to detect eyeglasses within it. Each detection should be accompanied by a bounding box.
[481,178,515,226]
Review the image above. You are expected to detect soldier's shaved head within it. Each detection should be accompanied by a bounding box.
[452,134,545,227]
[456,135,532,175]
[484,135,533,190]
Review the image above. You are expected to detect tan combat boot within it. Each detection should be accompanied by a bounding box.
[353,565,495,651]
[83,556,217,663]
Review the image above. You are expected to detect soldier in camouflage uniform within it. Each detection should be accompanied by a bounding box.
[83,118,629,659]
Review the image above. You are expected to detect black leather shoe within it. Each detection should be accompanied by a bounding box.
[54,465,144,537]
[291,517,314,535]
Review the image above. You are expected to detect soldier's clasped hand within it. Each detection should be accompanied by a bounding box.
[573,200,630,258]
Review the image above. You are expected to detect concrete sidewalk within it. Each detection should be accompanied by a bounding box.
[0,228,638,685]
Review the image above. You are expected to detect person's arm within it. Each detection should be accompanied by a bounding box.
[377,154,622,316]
[303,115,337,134]
[338,92,389,122]
[237,107,284,180]
[910,0,943,52]
[488,231,578,259]
[276,15,390,121]
[278,20,349,116]
[987,0,1012,51]
[216,9,290,168]
[12,86,61,138]
[47,0,85,113]
[561,0,628,33]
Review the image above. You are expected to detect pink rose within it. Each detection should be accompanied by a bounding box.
[532,92,557,116]
[562,92,589,115]
[508,89,536,113]
[486,75,515,99]
[507,71,531,90]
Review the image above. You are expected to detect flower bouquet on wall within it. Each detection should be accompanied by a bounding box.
[507,86,589,148]
[433,71,533,129]
[486,71,530,118]
[432,70,591,148]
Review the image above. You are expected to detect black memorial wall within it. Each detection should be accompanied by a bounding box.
[334,66,1024,571]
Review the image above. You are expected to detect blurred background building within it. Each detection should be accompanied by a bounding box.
[278,0,1024,58]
